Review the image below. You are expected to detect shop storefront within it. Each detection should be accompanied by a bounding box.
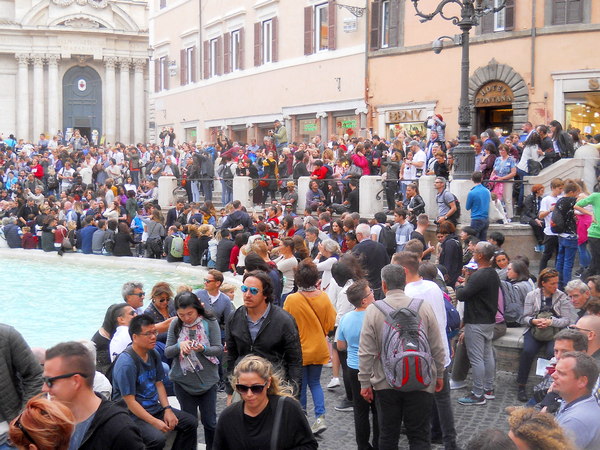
[298,116,320,142]
[377,102,436,141]
[553,70,600,138]
[333,112,359,139]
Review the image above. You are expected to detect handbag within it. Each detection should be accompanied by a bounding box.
[531,291,560,341]
[527,159,542,176]
[531,310,560,341]
[259,176,269,188]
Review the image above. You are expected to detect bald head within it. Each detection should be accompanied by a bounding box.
[576,315,600,354]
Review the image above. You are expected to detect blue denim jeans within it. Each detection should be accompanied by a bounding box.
[470,218,490,241]
[557,236,578,289]
[579,241,591,269]
[517,168,528,208]
[301,364,325,418]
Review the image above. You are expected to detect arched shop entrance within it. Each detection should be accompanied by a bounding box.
[469,59,529,137]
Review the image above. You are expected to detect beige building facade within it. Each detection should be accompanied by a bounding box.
[368,0,600,140]
[149,0,368,144]
[0,0,150,144]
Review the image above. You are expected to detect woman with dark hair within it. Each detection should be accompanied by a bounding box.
[520,184,546,252]
[492,250,510,280]
[292,234,310,260]
[517,268,576,401]
[517,131,544,206]
[437,221,462,287]
[283,260,336,435]
[405,182,425,225]
[550,120,574,158]
[500,259,536,327]
[491,143,517,221]
[145,209,165,258]
[91,303,130,375]
[329,219,344,245]
[280,215,295,238]
[484,128,501,149]
[165,291,221,450]
[261,150,279,206]
[479,143,497,181]
[230,232,250,275]
[113,221,135,257]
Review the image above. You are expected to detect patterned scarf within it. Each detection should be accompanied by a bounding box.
[178,316,219,375]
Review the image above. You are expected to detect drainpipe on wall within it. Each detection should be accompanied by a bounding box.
[198,0,203,141]
[364,0,371,136]
[530,0,536,89]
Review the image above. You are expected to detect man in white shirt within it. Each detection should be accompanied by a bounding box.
[109,304,136,361]
[58,161,75,194]
[394,251,456,449]
[409,140,427,179]
[539,178,564,271]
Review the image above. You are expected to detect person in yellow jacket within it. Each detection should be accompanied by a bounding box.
[284,259,336,436]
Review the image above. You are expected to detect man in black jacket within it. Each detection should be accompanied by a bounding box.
[292,151,310,180]
[455,242,500,406]
[352,223,390,299]
[222,200,254,236]
[42,341,144,450]
[225,270,302,403]
[215,229,236,272]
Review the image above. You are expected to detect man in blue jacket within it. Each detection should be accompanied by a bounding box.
[77,216,98,254]
[466,171,491,240]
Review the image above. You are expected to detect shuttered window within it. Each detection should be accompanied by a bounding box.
[157,56,168,91]
[370,0,399,50]
[231,29,243,72]
[481,0,515,33]
[254,19,277,66]
[209,38,218,77]
[179,46,195,85]
[305,2,336,55]
[552,0,583,25]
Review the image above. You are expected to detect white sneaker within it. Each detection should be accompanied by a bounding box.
[327,377,340,389]
[450,379,468,390]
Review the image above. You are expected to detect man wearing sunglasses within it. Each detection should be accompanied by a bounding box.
[42,341,144,449]
[112,314,197,450]
[122,281,146,315]
[225,270,302,404]
[0,324,43,449]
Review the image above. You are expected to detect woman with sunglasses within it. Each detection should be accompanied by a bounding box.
[143,282,177,344]
[214,355,317,450]
[9,395,75,450]
[165,291,222,450]
[283,260,336,435]
[516,268,577,402]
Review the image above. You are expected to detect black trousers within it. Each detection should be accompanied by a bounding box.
[334,344,353,402]
[375,389,433,450]
[539,234,559,271]
[349,367,378,450]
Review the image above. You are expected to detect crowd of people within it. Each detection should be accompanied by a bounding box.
[1,119,600,449]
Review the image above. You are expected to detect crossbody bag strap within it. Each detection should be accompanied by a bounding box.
[269,396,286,450]
[298,292,327,336]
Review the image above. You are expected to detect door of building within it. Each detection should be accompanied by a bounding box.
[62,66,102,142]
[473,81,514,136]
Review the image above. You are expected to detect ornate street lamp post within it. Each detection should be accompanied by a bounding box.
[411,0,506,179]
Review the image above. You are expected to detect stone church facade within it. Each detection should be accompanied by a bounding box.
[0,0,149,145]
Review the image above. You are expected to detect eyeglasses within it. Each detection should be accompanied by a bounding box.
[204,279,215,284]
[43,372,89,388]
[138,330,159,337]
[362,289,374,301]
[235,382,268,394]
[241,285,261,295]
[131,292,145,297]
[14,413,39,448]
[568,325,593,333]
[156,297,170,303]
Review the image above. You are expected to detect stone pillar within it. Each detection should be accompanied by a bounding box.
[449,179,475,225]
[46,55,60,136]
[119,58,131,144]
[104,57,117,145]
[297,176,311,212]
[317,112,327,141]
[15,54,29,140]
[233,176,253,209]
[359,175,383,218]
[419,175,439,220]
[133,59,146,144]
[158,176,178,208]
[32,55,45,138]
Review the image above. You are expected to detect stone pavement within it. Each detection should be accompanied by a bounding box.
[201,368,529,449]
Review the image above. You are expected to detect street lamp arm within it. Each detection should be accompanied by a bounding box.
[411,0,462,24]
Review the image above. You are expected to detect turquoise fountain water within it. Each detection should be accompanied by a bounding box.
[1,259,202,348]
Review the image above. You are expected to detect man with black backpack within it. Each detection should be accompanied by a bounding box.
[358,264,446,449]
[552,181,581,289]
[434,177,459,225]
[370,212,396,258]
